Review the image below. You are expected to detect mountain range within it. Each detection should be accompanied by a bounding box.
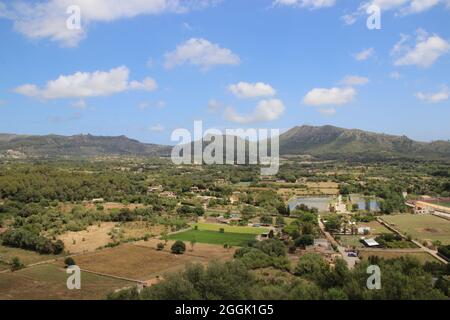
[1,125,449,160]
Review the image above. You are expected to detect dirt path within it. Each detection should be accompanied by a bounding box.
[377,217,448,264]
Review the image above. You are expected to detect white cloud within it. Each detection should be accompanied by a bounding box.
[228,82,276,99]
[341,13,358,25]
[224,99,285,124]
[354,48,375,61]
[343,1,443,27]
[164,38,240,70]
[393,30,450,68]
[273,0,336,9]
[415,85,449,103]
[149,124,165,132]
[389,71,402,79]
[15,66,157,100]
[303,87,356,106]
[0,0,219,47]
[363,0,441,14]
[340,75,370,86]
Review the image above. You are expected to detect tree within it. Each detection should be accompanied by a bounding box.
[294,253,330,287]
[171,240,186,254]
[275,216,285,227]
[52,240,65,254]
[260,215,273,225]
[324,215,341,233]
[161,231,169,245]
[64,257,76,267]
[294,234,314,248]
[138,261,254,300]
[190,238,197,252]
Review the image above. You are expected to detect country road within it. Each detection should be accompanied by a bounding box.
[377,218,448,264]
[318,218,359,269]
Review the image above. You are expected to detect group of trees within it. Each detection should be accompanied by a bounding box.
[2,227,64,254]
[283,211,319,250]
[108,239,449,300]
[0,164,147,203]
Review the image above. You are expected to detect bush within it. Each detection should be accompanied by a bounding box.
[438,245,450,260]
[171,240,186,254]
[156,243,165,251]
[64,257,76,267]
[294,234,314,248]
[219,228,225,233]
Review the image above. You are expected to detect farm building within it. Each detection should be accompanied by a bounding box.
[147,185,163,193]
[361,238,380,248]
[357,227,371,235]
[408,198,450,216]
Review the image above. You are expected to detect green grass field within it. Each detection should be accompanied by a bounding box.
[382,214,450,245]
[193,222,269,235]
[338,235,365,248]
[0,263,134,300]
[168,229,257,246]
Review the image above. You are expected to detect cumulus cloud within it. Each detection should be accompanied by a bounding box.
[354,48,375,61]
[14,66,157,100]
[415,85,449,103]
[362,0,441,14]
[392,30,450,68]
[164,38,240,70]
[340,75,370,86]
[342,1,443,26]
[273,0,336,9]
[224,99,285,124]
[303,87,356,106]
[228,82,276,99]
[0,0,219,47]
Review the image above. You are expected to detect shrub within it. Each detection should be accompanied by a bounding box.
[64,257,76,267]
[171,240,186,254]
[438,245,450,260]
[156,243,165,251]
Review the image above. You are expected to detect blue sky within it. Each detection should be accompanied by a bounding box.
[0,0,449,144]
